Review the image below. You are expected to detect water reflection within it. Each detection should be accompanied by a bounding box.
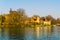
[0,26,60,40]
[9,27,25,40]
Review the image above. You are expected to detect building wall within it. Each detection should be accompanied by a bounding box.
[43,21,51,25]
[30,16,40,24]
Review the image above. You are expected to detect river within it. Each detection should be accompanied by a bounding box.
[0,26,60,40]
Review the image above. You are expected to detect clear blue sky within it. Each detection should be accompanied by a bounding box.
[0,0,60,18]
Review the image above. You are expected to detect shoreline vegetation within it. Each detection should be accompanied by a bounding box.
[0,8,60,28]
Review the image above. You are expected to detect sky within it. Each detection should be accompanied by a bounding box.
[0,0,60,18]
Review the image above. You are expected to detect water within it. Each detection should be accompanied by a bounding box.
[0,26,60,40]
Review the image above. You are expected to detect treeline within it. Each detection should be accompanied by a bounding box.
[41,15,60,25]
[0,9,27,27]
[0,8,60,26]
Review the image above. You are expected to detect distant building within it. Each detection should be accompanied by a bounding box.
[30,15,41,24]
[43,21,51,26]
[41,17,51,26]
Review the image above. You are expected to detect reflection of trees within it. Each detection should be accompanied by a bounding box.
[9,26,25,40]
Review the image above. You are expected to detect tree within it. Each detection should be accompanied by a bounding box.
[17,8,27,24]
[0,15,5,24]
[56,18,60,24]
[45,15,53,21]
[45,15,56,25]
[9,8,27,26]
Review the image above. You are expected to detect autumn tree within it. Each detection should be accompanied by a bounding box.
[56,18,60,24]
[17,8,27,25]
[9,8,27,26]
[45,15,57,25]
[0,15,5,24]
